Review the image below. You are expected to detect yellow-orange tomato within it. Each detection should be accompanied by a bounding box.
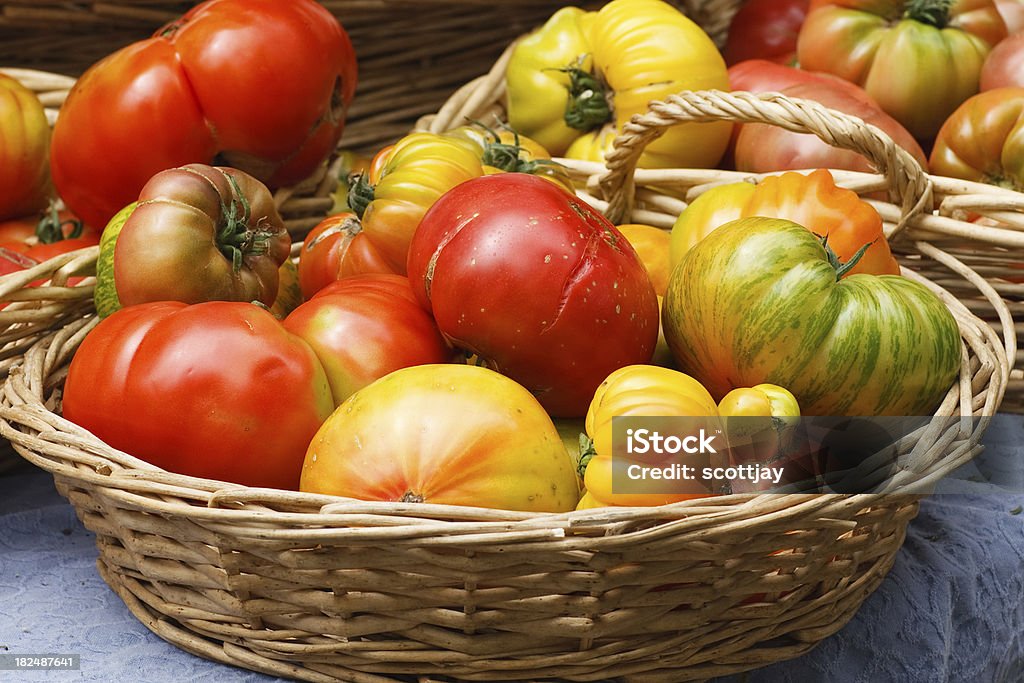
[300,364,580,512]
[0,74,52,221]
[575,490,605,510]
[581,365,721,507]
[618,223,672,296]
[718,384,801,467]
[670,169,899,277]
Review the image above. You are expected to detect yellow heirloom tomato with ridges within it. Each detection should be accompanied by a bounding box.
[506,0,732,168]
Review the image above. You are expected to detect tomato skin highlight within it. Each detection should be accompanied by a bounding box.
[63,301,335,490]
[407,173,660,418]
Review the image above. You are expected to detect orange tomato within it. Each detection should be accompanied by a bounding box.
[617,223,672,296]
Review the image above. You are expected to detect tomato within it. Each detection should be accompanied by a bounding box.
[663,217,962,416]
[797,0,1007,141]
[734,81,928,174]
[269,259,303,320]
[670,169,900,277]
[50,0,357,229]
[297,213,398,300]
[63,301,335,489]
[580,365,721,508]
[930,87,1024,190]
[718,384,801,488]
[329,151,374,215]
[981,34,1024,90]
[727,59,878,103]
[722,0,810,66]
[106,164,291,310]
[343,132,484,276]
[0,73,51,222]
[283,274,453,406]
[407,173,660,418]
[505,0,731,168]
[616,223,671,296]
[300,364,581,511]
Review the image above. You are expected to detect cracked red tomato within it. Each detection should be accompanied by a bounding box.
[406,173,659,418]
[50,0,357,228]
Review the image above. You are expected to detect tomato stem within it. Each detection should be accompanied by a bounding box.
[556,57,613,132]
[820,234,873,281]
[576,433,597,480]
[904,0,954,28]
[466,118,570,177]
[347,172,375,219]
[217,174,274,273]
[35,200,84,244]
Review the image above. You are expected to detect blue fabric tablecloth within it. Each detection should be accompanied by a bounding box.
[2,416,1023,683]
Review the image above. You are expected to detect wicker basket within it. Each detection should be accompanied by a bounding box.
[0,86,1013,680]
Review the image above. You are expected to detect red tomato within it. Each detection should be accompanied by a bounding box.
[63,301,335,490]
[930,87,1024,189]
[734,81,928,174]
[297,213,397,300]
[981,34,1024,90]
[406,173,660,418]
[50,0,357,229]
[727,60,880,104]
[283,274,453,406]
[722,0,810,66]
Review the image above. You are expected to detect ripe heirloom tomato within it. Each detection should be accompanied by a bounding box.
[284,274,453,406]
[663,217,961,416]
[670,169,900,277]
[0,73,51,222]
[718,384,801,492]
[981,35,1024,90]
[297,212,398,300]
[110,164,291,310]
[300,364,581,512]
[734,81,927,174]
[722,0,810,66]
[616,223,671,296]
[407,173,660,418]
[580,365,722,508]
[506,0,731,167]
[797,0,1007,141]
[930,87,1024,189]
[50,0,357,228]
[63,301,335,490]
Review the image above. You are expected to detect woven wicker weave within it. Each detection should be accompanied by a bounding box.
[0,87,1013,680]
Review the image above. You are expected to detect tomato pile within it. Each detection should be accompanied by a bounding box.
[5,0,1003,512]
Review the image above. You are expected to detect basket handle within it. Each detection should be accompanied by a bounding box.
[598,89,934,239]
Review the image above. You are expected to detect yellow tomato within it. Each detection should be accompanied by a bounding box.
[506,0,731,169]
[301,364,580,512]
[618,223,672,296]
[669,182,755,269]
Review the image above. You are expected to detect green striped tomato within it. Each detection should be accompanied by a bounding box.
[662,217,961,416]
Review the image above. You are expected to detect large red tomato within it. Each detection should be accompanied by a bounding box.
[283,274,453,406]
[722,0,810,66]
[406,173,659,418]
[50,0,357,229]
[63,301,335,490]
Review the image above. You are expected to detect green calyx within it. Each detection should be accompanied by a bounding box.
[217,174,275,273]
[35,201,84,244]
[347,172,375,219]
[903,0,954,28]
[467,119,569,177]
[820,234,873,281]
[558,56,613,132]
[576,433,597,480]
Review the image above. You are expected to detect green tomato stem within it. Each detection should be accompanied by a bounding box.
[347,172,375,219]
[821,234,873,281]
[557,57,613,132]
[903,0,954,28]
[216,173,273,273]
[35,200,84,244]
[576,433,597,480]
